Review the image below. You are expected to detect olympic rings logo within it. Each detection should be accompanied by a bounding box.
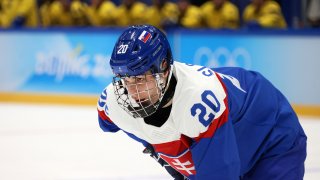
[193,47,252,69]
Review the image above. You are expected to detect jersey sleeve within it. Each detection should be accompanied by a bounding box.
[97,88,120,133]
[188,73,240,179]
[190,113,240,179]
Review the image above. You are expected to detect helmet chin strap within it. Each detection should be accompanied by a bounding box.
[164,65,173,93]
[158,65,176,108]
[156,65,172,101]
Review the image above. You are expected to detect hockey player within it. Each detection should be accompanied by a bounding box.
[97,25,306,180]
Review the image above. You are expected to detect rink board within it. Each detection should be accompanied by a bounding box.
[0,29,320,116]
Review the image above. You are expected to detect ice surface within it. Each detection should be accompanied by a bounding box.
[0,103,318,180]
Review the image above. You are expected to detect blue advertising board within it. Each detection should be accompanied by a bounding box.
[0,29,319,105]
[169,30,320,105]
[0,30,121,95]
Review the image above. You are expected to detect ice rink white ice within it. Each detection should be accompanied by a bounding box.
[0,103,319,180]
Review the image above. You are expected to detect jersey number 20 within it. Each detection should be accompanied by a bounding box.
[191,90,220,127]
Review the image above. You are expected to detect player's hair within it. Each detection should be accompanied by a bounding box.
[110,25,173,118]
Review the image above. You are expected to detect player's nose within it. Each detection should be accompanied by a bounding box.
[126,84,138,94]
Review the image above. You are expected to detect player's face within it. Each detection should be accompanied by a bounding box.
[124,71,163,107]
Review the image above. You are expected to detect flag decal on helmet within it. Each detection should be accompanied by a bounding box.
[138,30,152,43]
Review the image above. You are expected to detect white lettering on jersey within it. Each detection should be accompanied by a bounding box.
[217,73,246,93]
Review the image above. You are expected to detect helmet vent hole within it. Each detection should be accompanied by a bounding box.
[133,45,141,53]
[152,33,159,40]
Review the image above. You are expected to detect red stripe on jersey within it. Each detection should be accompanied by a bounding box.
[153,134,192,156]
[98,109,113,123]
[153,135,196,176]
[159,149,196,176]
[194,98,229,142]
[194,73,229,142]
[215,72,228,95]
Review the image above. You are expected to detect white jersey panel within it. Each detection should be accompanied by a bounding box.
[105,84,181,144]
[103,61,227,144]
[171,62,227,137]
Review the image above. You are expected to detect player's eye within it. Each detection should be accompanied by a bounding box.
[134,75,146,82]
[136,77,145,82]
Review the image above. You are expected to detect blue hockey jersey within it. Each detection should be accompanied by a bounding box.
[97,62,306,179]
